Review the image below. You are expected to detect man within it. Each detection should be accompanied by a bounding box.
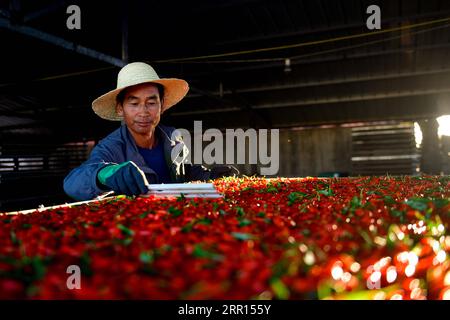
[64,62,238,201]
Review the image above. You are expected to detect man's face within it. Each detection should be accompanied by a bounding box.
[116,83,162,135]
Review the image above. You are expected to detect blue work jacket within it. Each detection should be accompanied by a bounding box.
[63,124,211,200]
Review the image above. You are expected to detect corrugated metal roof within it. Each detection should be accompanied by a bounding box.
[0,116,35,127]
[0,0,449,140]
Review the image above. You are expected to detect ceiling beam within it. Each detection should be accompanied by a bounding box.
[121,0,129,63]
[22,0,69,23]
[213,9,450,46]
[189,43,450,76]
[0,17,125,67]
[172,87,450,116]
[188,0,263,14]
[0,8,11,19]
[165,97,446,130]
[187,67,450,98]
[188,85,271,128]
[0,110,36,119]
[253,88,450,110]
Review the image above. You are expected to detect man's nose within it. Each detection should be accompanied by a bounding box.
[137,104,151,112]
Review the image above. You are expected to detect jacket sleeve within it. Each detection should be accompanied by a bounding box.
[63,141,119,201]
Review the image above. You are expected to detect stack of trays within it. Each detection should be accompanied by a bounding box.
[143,183,222,198]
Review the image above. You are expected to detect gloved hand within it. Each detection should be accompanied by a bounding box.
[210,165,240,179]
[97,161,149,196]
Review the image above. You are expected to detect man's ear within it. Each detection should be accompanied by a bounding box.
[160,97,164,114]
[116,103,123,116]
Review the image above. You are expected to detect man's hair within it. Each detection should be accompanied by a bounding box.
[116,83,165,105]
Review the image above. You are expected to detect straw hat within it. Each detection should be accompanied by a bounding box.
[92,62,189,121]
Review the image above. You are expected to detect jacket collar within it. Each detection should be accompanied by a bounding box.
[119,123,184,182]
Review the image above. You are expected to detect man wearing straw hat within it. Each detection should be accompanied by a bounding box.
[63,62,238,201]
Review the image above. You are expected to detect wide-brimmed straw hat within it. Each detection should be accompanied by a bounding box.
[92,62,189,121]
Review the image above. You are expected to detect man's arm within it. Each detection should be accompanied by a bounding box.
[63,142,119,201]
